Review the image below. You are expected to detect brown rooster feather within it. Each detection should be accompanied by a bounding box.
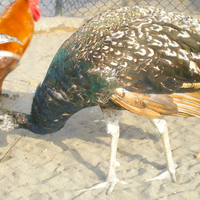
[0,0,40,93]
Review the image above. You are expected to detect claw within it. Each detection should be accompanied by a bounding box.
[143,164,177,183]
[143,170,173,182]
[79,179,127,195]
[107,179,127,195]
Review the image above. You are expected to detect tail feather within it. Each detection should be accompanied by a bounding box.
[170,92,200,118]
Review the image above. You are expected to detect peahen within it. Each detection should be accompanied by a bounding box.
[0,6,200,194]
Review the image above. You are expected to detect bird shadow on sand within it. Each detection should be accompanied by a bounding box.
[0,91,172,180]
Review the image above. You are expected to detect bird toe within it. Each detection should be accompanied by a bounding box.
[142,168,177,183]
[78,178,127,195]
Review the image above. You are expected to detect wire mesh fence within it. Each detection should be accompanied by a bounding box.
[1,0,200,17]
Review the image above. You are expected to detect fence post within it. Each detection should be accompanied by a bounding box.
[55,0,63,16]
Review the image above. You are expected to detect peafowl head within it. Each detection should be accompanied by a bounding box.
[0,110,30,132]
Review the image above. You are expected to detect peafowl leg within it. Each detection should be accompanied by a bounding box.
[103,108,124,194]
[144,118,176,182]
[80,108,126,195]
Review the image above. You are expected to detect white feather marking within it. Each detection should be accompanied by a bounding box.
[118,42,123,47]
[154,66,160,71]
[178,49,189,62]
[111,31,124,39]
[102,46,109,50]
[127,40,135,45]
[158,34,169,40]
[148,48,154,57]
[134,43,140,50]
[150,24,163,32]
[178,31,190,38]
[191,52,200,60]
[168,40,179,48]
[93,55,101,59]
[151,39,163,47]
[138,28,144,38]
[189,61,200,75]
[121,62,128,68]
[115,50,121,56]
[135,48,146,56]
[112,41,117,45]
[125,56,133,61]
[146,35,152,42]
[164,59,172,65]
[110,61,118,66]
[164,48,177,57]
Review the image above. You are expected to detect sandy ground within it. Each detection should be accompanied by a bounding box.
[0,30,200,200]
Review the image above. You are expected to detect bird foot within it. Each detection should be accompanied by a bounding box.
[142,166,177,183]
[79,178,127,195]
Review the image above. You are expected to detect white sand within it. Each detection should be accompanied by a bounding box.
[0,31,200,199]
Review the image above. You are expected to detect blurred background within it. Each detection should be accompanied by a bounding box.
[1,0,200,17]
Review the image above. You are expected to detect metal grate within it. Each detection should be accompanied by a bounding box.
[1,0,200,17]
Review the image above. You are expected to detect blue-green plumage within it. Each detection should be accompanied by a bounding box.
[1,5,200,133]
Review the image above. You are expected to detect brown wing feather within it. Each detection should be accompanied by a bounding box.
[110,88,178,118]
[110,88,200,118]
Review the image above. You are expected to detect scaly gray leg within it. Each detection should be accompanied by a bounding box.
[144,118,176,182]
[80,108,126,194]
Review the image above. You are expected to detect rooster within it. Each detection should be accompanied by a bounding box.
[0,0,40,94]
[0,6,200,194]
